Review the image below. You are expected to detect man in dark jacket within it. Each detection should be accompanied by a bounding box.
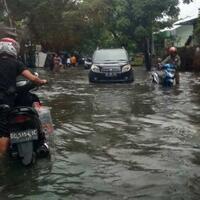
[0,38,47,156]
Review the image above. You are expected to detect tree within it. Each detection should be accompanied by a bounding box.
[95,0,193,69]
[68,0,182,68]
[4,0,85,51]
[1,0,194,58]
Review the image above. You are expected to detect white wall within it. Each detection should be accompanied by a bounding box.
[35,52,47,67]
[173,25,194,47]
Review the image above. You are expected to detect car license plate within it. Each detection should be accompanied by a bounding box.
[105,72,117,77]
[10,129,38,144]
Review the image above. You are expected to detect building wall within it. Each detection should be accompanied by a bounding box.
[173,25,194,47]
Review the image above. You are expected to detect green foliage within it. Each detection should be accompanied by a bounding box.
[0,0,194,53]
[98,0,181,52]
[4,0,83,51]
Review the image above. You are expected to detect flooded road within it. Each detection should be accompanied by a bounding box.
[1,67,200,200]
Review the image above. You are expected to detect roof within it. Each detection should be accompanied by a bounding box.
[155,15,198,34]
[158,25,181,33]
[174,15,198,25]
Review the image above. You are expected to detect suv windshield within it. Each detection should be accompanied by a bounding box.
[93,49,128,63]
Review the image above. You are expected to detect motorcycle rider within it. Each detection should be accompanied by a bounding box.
[0,37,47,156]
[160,46,181,84]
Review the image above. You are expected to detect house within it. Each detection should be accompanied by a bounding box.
[154,14,199,50]
[173,15,198,47]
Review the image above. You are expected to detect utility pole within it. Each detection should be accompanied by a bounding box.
[2,0,13,28]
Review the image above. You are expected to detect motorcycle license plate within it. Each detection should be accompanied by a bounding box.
[10,129,38,144]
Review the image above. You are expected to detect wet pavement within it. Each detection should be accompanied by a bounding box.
[1,67,200,200]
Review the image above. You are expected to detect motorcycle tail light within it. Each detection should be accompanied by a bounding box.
[14,115,31,123]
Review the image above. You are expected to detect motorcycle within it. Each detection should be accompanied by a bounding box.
[1,76,53,166]
[151,63,176,87]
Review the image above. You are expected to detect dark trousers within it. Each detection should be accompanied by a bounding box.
[0,94,15,137]
[15,92,40,107]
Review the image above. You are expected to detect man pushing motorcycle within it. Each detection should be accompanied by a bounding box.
[0,37,47,156]
[160,46,181,85]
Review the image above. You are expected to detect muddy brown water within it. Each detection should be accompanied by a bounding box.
[1,67,200,200]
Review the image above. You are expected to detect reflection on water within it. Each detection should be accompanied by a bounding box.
[1,68,200,199]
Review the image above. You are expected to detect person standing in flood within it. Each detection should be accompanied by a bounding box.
[53,53,62,73]
[70,55,77,67]
[193,46,200,71]
[66,56,71,68]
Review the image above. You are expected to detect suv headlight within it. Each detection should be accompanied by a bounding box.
[122,64,131,72]
[91,64,100,73]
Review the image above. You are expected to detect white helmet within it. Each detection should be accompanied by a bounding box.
[0,38,18,57]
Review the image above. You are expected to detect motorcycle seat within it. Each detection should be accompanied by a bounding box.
[10,106,38,116]
[0,104,10,111]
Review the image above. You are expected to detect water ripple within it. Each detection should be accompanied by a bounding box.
[1,69,200,199]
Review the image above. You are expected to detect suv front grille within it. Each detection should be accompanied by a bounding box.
[101,67,121,73]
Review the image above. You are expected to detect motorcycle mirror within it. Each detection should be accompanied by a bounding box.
[34,72,39,77]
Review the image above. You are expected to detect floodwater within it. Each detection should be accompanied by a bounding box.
[1,67,200,200]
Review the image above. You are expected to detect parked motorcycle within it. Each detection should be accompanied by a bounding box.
[2,76,53,166]
[151,63,176,87]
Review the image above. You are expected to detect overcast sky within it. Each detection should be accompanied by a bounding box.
[179,0,200,18]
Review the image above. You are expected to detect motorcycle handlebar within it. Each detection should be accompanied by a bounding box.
[16,80,38,93]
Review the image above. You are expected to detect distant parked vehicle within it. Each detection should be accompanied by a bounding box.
[89,48,134,83]
[84,57,92,69]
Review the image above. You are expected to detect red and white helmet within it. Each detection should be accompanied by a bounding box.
[0,37,19,57]
[169,46,177,54]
